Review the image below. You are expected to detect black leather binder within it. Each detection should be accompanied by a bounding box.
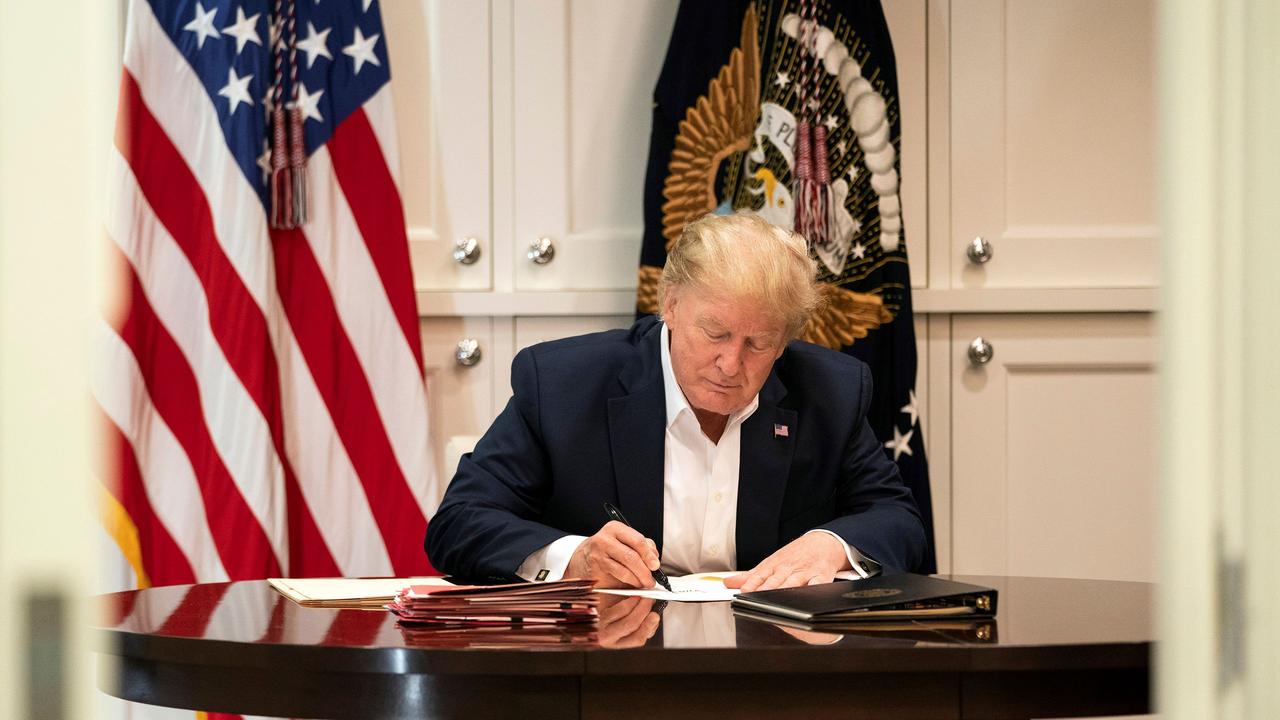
[733,607,999,643]
[732,573,997,622]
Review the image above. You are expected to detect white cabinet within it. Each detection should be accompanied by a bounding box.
[949,0,1158,289]
[392,0,668,493]
[510,0,677,291]
[950,314,1158,582]
[389,0,680,296]
[385,0,493,291]
[931,1,1160,580]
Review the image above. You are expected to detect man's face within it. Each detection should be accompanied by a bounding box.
[662,287,787,418]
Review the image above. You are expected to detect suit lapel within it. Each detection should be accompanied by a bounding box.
[606,324,667,552]
[735,372,795,570]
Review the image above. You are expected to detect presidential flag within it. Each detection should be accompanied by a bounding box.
[97,0,438,591]
[637,0,935,572]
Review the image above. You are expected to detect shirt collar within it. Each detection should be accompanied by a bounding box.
[659,322,760,430]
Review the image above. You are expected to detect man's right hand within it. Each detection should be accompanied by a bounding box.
[564,520,660,588]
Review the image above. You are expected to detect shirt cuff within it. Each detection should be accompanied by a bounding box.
[516,535,589,582]
[804,529,881,578]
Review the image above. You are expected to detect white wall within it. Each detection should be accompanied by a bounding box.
[0,1,120,717]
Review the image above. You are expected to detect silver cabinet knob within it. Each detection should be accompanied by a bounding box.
[453,236,481,265]
[455,338,482,367]
[968,337,994,365]
[527,236,555,265]
[966,236,993,264]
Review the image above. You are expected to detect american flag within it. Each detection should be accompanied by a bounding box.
[97,0,438,590]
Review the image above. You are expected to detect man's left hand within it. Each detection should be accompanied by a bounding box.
[722,532,849,592]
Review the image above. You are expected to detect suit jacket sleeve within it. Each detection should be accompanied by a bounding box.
[814,362,927,574]
[424,347,570,580]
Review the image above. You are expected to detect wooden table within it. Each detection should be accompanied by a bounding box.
[96,575,1152,719]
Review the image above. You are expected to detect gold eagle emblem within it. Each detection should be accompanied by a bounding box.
[659,6,762,250]
[637,4,893,350]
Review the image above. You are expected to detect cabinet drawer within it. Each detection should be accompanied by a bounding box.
[421,317,495,495]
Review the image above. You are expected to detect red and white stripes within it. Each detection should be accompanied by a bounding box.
[100,0,437,590]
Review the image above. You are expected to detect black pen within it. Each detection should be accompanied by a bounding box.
[603,502,673,592]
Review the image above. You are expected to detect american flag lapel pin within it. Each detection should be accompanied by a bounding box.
[773,423,789,438]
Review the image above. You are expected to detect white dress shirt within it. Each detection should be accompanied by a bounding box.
[658,320,756,575]
[517,323,874,582]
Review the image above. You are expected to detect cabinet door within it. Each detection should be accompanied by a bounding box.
[385,1,492,291]
[421,318,495,502]
[951,314,1157,582]
[950,0,1158,288]
[510,0,677,291]
[882,0,929,289]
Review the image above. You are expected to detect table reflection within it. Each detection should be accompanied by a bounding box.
[596,594,660,648]
[101,575,1156,652]
[593,593,997,649]
[98,578,1151,720]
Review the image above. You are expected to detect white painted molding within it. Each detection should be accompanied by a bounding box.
[415,287,1158,317]
[417,291,638,317]
[911,287,1158,313]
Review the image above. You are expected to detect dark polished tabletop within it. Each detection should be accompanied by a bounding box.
[97,575,1153,720]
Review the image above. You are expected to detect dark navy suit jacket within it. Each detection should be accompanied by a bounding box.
[425,316,927,580]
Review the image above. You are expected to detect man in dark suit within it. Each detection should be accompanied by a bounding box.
[426,213,926,591]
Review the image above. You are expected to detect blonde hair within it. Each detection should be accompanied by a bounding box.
[659,213,820,340]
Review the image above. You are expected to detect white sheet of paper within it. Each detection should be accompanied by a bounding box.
[268,576,451,604]
[596,571,861,603]
[596,572,740,602]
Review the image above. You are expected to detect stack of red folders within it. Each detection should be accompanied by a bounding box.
[388,579,598,632]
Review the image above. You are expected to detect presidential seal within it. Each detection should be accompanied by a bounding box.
[639,0,908,350]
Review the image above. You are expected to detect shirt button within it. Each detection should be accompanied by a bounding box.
[713,492,723,503]
[709,544,721,555]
